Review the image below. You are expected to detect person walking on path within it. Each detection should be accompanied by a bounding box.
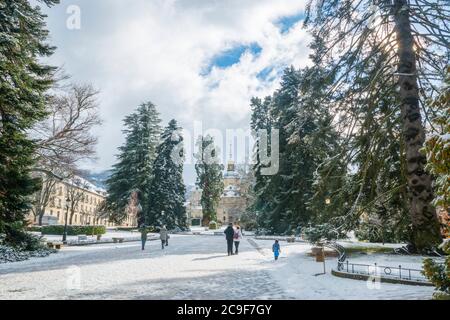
[159,225,169,249]
[224,223,235,256]
[233,226,243,255]
[272,240,281,261]
[139,224,148,251]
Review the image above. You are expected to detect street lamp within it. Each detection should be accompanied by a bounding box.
[62,197,71,244]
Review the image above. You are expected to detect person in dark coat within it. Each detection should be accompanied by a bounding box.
[224,223,235,256]
[139,224,148,251]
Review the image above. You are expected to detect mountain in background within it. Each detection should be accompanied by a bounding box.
[77,164,196,193]
[77,169,112,190]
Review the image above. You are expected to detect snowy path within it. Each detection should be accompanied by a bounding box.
[252,239,435,300]
[0,235,289,300]
[0,235,435,300]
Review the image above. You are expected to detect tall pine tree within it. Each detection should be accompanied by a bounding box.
[0,0,58,244]
[146,120,187,228]
[194,135,224,226]
[250,62,340,235]
[304,0,448,250]
[105,102,161,224]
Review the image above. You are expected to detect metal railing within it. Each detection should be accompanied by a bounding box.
[324,241,432,284]
[337,260,429,283]
[324,241,346,263]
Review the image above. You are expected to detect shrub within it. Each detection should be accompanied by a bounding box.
[303,224,344,244]
[116,227,138,232]
[41,225,106,236]
[208,221,218,230]
[27,226,43,232]
[1,222,46,250]
[423,240,450,294]
[240,211,258,231]
[355,222,411,243]
[140,226,157,233]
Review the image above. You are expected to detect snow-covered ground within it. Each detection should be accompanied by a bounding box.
[0,235,435,300]
[252,239,435,300]
[188,226,255,236]
[38,230,157,243]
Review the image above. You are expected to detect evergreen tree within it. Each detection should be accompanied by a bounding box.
[304,0,448,251]
[250,62,341,235]
[424,66,449,210]
[0,0,58,244]
[250,96,277,231]
[105,102,161,224]
[146,119,187,229]
[194,135,224,226]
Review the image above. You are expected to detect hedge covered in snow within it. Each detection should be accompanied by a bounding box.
[0,245,55,264]
[41,225,106,236]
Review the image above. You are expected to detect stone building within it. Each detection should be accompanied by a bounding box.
[216,158,246,225]
[185,186,203,226]
[28,176,136,227]
[186,156,246,226]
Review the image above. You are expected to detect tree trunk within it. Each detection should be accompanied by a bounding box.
[202,216,210,227]
[38,212,43,226]
[69,208,74,225]
[393,0,441,251]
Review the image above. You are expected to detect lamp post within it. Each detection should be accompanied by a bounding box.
[62,197,71,244]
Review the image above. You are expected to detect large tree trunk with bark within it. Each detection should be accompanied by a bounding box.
[38,209,44,226]
[393,0,442,251]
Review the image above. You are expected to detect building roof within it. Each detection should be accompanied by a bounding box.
[64,175,107,196]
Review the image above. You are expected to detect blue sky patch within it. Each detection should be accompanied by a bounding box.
[256,66,275,81]
[275,12,305,34]
[201,42,262,75]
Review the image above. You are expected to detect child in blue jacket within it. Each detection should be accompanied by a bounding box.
[272,240,281,260]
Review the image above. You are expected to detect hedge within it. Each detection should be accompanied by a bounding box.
[27,226,43,232]
[116,227,138,232]
[41,225,106,236]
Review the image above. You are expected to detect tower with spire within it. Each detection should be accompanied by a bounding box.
[216,144,246,225]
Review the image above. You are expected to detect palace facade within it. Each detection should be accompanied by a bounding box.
[28,176,136,227]
[186,157,246,226]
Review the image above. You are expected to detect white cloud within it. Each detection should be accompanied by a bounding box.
[41,0,312,181]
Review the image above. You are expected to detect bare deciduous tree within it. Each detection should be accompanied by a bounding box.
[32,83,102,170]
[65,176,90,225]
[29,82,102,225]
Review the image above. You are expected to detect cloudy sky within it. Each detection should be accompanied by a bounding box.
[38,0,312,184]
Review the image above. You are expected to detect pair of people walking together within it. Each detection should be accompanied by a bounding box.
[139,224,169,250]
[224,223,242,256]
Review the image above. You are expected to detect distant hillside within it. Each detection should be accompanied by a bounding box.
[78,170,112,190]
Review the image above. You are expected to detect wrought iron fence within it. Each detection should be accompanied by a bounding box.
[337,261,429,282]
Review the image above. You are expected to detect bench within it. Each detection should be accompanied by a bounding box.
[47,242,63,250]
[112,237,125,243]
